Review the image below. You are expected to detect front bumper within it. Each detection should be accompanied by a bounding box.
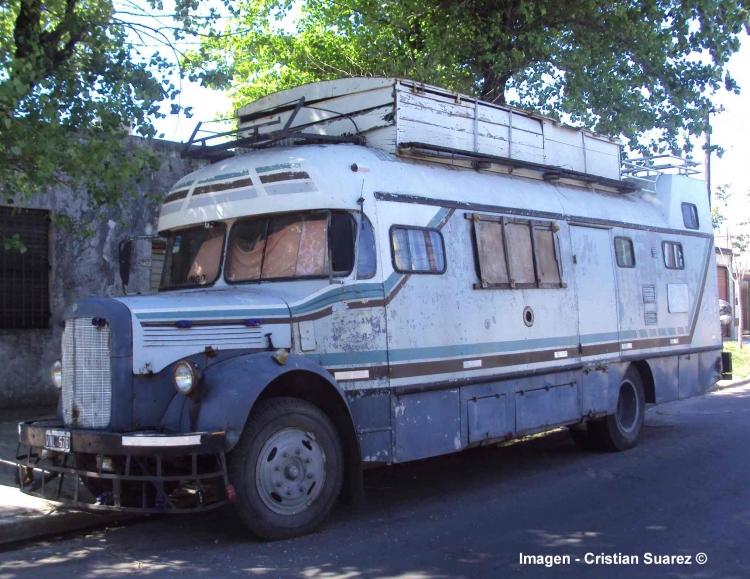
[15,420,232,514]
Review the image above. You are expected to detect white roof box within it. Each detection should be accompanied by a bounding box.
[190,78,624,185]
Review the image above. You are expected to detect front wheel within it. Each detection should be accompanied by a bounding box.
[588,366,645,451]
[228,397,344,541]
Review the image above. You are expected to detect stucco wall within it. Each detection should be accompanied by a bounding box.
[0,138,205,408]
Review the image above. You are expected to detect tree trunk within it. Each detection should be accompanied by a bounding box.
[480,69,512,104]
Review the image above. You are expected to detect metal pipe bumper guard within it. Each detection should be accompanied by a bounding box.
[15,420,234,514]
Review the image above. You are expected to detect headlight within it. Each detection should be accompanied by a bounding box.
[51,360,62,389]
[173,360,201,396]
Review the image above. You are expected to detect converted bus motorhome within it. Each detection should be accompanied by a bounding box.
[17,78,729,540]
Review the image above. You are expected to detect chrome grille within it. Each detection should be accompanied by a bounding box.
[61,318,112,429]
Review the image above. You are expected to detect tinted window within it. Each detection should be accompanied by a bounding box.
[160,224,226,289]
[330,213,355,274]
[681,203,699,229]
[614,237,636,268]
[357,215,377,279]
[391,227,445,273]
[663,241,684,270]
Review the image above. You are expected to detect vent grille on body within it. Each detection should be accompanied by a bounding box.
[61,318,112,429]
[142,325,265,349]
[642,285,658,326]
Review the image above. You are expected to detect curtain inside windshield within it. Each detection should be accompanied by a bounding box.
[227,214,335,282]
[160,225,225,289]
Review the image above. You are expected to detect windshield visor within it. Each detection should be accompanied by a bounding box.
[160,224,226,289]
[227,212,354,282]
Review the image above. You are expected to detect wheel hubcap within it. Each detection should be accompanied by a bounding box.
[255,427,326,515]
[616,380,639,434]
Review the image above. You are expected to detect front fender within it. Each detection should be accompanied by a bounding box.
[190,352,351,452]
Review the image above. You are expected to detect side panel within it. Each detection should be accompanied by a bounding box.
[393,390,461,462]
[569,226,620,358]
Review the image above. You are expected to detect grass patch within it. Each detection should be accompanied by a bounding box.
[724,340,750,379]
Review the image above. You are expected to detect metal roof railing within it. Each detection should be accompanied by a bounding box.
[621,155,701,179]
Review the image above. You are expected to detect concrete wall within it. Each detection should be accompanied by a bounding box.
[0,139,205,408]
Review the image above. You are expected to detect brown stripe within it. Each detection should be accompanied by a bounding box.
[260,171,310,184]
[193,177,254,196]
[164,189,189,204]
[292,299,386,323]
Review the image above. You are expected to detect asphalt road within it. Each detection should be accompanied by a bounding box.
[1,384,749,579]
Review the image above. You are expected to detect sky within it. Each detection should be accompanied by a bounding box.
[146,12,750,228]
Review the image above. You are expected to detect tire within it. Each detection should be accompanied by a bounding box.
[227,397,344,541]
[588,366,646,452]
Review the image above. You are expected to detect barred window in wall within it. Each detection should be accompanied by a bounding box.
[470,213,564,289]
[0,207,51,328]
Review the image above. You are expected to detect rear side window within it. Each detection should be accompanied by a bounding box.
[663,241,684,270]
[681,203,699,229]
[390,226,446,274]
[469,213,563,289]
[614,237,635,268]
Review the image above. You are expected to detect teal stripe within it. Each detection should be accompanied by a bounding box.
[307,351,389,366]
[387,336,578,363]
[580,331,620,344]
[290,287,385,315]
[256,162,301,174]
[197,170,250,185]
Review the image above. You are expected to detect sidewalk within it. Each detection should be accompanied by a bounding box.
[0,407,131,546]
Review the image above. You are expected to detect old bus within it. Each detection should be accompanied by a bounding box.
[16,78,728,540]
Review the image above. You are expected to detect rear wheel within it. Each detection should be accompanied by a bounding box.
[228,397,344,541]
[588,366,645,452]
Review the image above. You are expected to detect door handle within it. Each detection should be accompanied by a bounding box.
[573,255,578,264]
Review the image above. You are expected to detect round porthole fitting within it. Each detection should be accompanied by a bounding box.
[523,307,534,327]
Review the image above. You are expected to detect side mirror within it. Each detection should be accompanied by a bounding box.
[119,239,133,288]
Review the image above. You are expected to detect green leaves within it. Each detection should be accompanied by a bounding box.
[0,0,231,234]
[191,0,750,154]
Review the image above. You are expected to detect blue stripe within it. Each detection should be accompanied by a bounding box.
[306,351,389,366]
[135,307,289,320]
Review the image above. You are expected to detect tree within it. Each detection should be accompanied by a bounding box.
[0,0,228,250]
[191,0,749,155]
[714,185,750,349]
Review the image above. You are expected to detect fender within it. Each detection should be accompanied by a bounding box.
[190,352,356,453]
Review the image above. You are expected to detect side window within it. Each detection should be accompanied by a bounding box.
[390,226,446,274]
[614,237,636,268]
[470,213,563,289]
[662,241,685,270]
[329,213,355,275]
[681,203,699,230]
[356,215,377,279]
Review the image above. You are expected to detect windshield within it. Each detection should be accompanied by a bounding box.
[226,212,354,283]
[160,224,226,289]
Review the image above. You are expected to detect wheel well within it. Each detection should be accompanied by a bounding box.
[631,360,656,404]
[256,370,363,506]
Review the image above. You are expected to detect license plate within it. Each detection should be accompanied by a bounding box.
[44,429,71,453]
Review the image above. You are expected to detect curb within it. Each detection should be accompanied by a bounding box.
[0,496,137,547]
[711,377,750,391]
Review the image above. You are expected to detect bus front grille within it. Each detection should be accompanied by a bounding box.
[61,318,112,429]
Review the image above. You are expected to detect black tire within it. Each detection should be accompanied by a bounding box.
[227,397,344,541]
[589,366,645,452]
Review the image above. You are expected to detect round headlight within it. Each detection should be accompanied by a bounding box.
[51,360,62,389]
[173,360,200,395]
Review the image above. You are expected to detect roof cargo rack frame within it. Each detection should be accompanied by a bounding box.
[181,96,366,161]
[399,142,639,194]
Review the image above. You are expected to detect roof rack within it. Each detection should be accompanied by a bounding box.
[181,97,365,160]
[399,143,639,194]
